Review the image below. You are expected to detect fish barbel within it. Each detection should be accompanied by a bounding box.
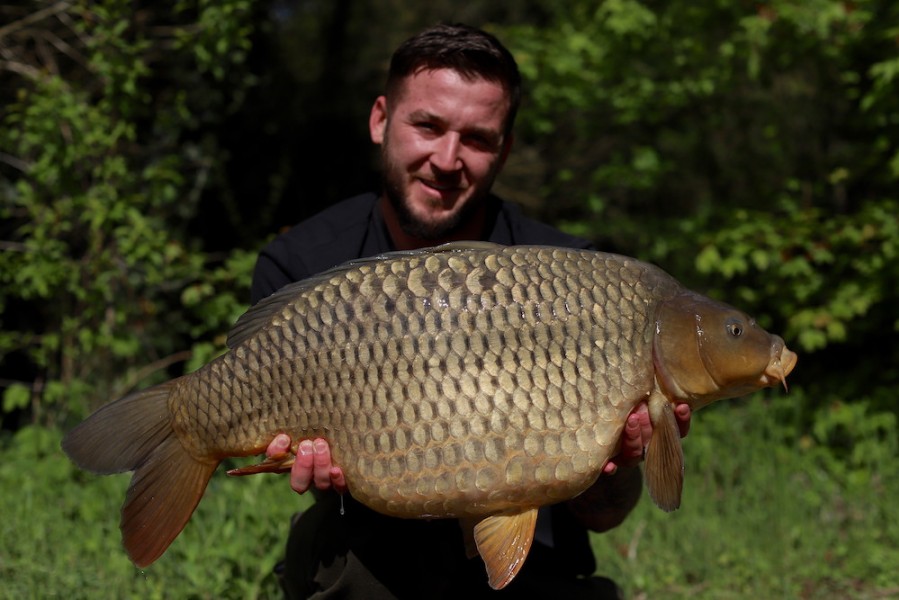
[63,242,797,588]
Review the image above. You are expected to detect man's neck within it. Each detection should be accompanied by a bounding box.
[378,195,489,251]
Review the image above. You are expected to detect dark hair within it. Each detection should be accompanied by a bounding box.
[386,23,522,135]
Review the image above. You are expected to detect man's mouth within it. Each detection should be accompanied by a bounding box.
[419,178,459,193]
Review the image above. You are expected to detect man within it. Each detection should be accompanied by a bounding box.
[252,23,691,599]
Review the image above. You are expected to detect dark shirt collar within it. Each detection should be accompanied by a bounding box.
[364,196,395,255]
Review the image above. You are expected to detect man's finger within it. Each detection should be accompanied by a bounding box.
[616,413,646,467]
[291,439,315,494]
[266,433,291,458]
[312,438,334,490]
[634,403,652,444]
[330,467,348,494]
[675,403,692,438]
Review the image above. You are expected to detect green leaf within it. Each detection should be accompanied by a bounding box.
[2,384,30,414]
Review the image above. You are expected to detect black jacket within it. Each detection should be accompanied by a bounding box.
[251,193,594,304]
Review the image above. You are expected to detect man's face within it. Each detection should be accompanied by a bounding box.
[369,68,513,240]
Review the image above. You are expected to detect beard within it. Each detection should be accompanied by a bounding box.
[380,135,497,241]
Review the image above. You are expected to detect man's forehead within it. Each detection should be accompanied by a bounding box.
[392,67,509,100]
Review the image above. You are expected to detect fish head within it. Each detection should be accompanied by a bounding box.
[653,291,798,410]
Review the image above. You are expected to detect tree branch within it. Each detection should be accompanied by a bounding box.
[114,350,194,398]
[0,1,73,40]
[0,59,43,81]
[0,151,31,173]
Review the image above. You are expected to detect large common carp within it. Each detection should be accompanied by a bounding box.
[63,243,796,589]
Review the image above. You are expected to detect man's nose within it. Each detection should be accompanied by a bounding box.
[430,134,462,172]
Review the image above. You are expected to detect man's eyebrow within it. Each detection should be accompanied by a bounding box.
[407,109,501,142]
[407,109,442,124]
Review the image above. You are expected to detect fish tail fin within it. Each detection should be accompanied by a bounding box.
[62,379,218,567]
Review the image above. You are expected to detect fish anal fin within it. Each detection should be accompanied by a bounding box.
[227,451,295,476]
[644,393,684,512]
[122,438,217,567]
[473,508,539,590]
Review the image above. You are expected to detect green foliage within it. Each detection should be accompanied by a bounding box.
[502,0,898,242]
[808,400,898,488]
[501,2,897,253]
[0,1,258,424]
[692,198,899,352]
[2,383,30,414]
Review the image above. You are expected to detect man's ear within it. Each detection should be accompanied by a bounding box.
[369,96,388,144]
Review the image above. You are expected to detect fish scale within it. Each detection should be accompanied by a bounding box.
[172,246,664,518]
[63,242,797,588]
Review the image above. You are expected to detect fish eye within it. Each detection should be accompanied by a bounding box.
[726,319,744,338]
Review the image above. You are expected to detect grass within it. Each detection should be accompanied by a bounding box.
[589,396,899,599]
[0,425,310,600]
[2,393,897,599]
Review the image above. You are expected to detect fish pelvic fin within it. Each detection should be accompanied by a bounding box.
[227,451,295,476]
[644,393,684,512]
[473,508,539,590]
[62,379,218,567]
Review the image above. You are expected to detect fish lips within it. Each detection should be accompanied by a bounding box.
[761,344,798,391]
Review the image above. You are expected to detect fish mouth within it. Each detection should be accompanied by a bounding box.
[761,345,798,391]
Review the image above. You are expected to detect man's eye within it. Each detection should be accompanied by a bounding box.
[465,135,498,151]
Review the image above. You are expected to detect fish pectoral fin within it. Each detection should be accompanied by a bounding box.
[226,452,294,476]
[473,509,539,590]
[644,395,684,512]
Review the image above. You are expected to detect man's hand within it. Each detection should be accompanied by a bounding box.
[266,434,347,495]
[601,402,692,475]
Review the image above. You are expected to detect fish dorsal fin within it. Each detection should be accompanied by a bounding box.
[644,392,684,512]
[306,241,505,279]
[227,278,320,349]
[228,242,506,349]
[428,240,505,252]
[473,508,539,590]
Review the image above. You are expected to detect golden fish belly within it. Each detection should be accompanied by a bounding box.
[174,246,681,518]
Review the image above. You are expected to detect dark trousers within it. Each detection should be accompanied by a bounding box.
[276,494,623,600]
